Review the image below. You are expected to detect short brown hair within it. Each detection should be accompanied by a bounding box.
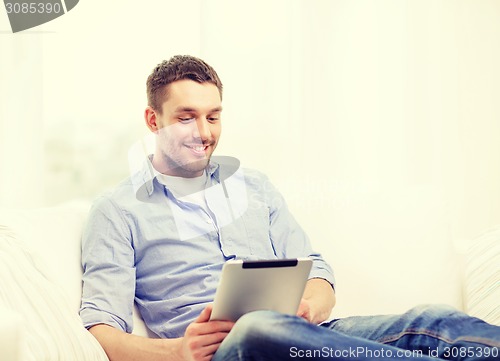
[146,55,223,112]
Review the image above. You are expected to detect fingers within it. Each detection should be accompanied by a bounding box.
[188,340,225,361]
[184,331,230,358]
[185,330,230,349]
[183,324,233,361]
[185,319,234,338]
[296,299,310,317]
[194,304,213,323]
[183,306,235,361]
[191,305,234,335]
[297,299,315,323]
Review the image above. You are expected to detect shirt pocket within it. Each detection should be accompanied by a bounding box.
[241,207,277,260]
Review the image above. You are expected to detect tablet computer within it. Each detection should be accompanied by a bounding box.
[210,258,313,321]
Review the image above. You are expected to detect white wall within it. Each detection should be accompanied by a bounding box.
[0,35,44,207]
[1,1,499,316]
[201,1,500,315]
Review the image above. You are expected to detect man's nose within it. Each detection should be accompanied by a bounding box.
[193,119,211,140]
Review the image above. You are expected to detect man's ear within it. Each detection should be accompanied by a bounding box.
[144,106,160,132]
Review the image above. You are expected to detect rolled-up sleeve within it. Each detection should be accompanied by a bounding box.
[80,195,136,333]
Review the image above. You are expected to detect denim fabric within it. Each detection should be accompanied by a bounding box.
[213,305,500,360]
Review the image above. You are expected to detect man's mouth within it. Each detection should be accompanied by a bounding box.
[185,144,210,155]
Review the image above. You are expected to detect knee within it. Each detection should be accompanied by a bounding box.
[214,311,302,361]
[230,310,287,341]
[404,304,461,322]
[224,310,294,348]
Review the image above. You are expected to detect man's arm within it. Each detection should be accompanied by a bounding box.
[297,278,336,324]
[80,197,233,361]
[89,305,234,361]
[250,172,336,324]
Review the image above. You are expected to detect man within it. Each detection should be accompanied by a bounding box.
[80,55,499,361]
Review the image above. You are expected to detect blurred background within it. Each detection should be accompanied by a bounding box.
[1,0,499,316]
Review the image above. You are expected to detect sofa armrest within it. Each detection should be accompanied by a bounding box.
[0,306,22,361]
[132,303,158,338]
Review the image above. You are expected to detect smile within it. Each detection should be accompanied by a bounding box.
[185,144,209,155]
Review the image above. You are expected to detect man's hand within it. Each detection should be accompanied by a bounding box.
[181,305,234,361]
[297,298,325,324]
[296,299,313,322]
[296,279,336,324]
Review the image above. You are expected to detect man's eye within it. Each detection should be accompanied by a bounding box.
[207,114,220,122]
[179,117,195,123]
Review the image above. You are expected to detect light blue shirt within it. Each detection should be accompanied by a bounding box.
[80,156,335,338]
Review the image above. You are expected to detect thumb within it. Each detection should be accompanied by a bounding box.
[296,300,310,319]
[194,304,213,323]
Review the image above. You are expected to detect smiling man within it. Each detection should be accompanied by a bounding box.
[80,55,335,359]
[80,55,500,361]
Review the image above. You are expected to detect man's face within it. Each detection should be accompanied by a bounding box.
[149,79,222,178]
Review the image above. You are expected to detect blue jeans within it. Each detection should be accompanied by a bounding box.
[212,305,500,360]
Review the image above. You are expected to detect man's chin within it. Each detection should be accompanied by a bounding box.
[159,152,212,177]
[175,159,210,177]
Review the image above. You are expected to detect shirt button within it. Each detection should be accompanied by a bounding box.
[205,218,211,224]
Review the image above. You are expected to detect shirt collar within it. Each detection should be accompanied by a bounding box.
[132,156,221,198]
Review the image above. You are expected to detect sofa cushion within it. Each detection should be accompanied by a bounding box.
[0,201,152,338]
[0,201,91,312]
[0,225,109,360]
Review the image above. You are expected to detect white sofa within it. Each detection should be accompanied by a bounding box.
[0,201,498,360]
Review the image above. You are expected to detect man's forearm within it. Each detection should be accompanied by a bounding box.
[89,324,183,361]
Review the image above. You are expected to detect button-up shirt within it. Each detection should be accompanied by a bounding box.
[80,156,335,338]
